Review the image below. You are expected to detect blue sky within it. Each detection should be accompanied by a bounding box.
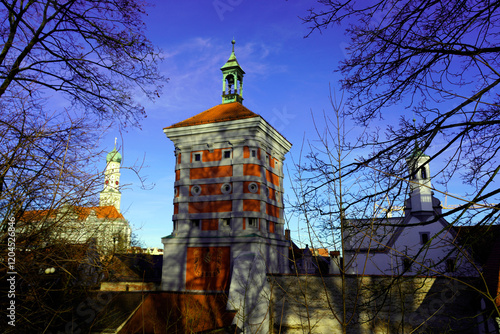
[99,1,467,248]
[95,0,352,248]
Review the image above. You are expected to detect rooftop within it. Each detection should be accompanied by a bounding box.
[165,102,259,129]
[21,205,125,221]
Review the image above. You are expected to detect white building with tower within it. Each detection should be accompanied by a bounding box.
[20,143,131,253]
[100,140,122,212]
[343,145,477,277]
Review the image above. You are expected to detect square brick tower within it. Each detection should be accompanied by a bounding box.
[161,40,292,292]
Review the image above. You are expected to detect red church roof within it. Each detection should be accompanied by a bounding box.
[165,102,259,129]
[21,205,124,221]
[78,206,125,220]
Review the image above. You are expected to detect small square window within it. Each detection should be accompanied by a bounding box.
[223,150,231,159]
[193,153,201,162]
[248,218,258,228]
[420,232,430,244]
[221,218,231,228]
[191,219,200,229]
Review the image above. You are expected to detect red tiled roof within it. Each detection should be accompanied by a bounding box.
[21,209,55,221]
[313,248,330,257]
[21,205,124,221]
[165,102,259,129]
[78,206,124,220]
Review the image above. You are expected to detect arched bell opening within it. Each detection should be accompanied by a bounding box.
[224,74,236,94]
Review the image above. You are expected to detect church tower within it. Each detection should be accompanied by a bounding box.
[405,144,433,213]
[161,41,292,292]
[100,140,122,212]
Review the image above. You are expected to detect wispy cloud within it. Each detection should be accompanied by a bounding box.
[141,38,287,122]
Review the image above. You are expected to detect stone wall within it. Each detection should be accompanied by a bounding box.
[268,274,488,334]
[100,282,156,291]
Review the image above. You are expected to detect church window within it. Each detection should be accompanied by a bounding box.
[420,167,427,179]
[173,220,177,230]
[193,152,201,162]
[420,232,430,244]
[251,149,257,158]
[221,183,232,194]
[223,150,232,159]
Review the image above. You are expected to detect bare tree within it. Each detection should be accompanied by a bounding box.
[285,93,496,332]
[0,99,109,332]
[285,92,376,333]
[301,0,500,220]
[273,2,500,330]
[0,1,164,331]
[0,0,165,127]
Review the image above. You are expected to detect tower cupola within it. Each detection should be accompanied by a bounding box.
[221,40,244,104]
[100,139,122,212]
[106,146,122,163]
